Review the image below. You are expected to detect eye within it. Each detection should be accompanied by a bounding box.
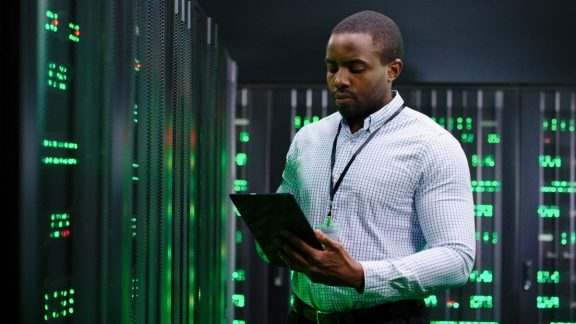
[326,63,338,74]
[349,64,366,73]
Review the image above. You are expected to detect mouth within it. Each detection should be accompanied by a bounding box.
[334,92,354,105]
[333,92,353,99]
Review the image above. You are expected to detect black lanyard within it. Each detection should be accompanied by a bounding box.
[327,103,406,219]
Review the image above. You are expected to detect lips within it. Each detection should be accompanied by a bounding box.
[333,92,354,106]
[333,92,353,100]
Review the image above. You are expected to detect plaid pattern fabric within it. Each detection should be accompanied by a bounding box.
[277,91,475,312]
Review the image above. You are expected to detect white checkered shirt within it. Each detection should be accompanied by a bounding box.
[277,91,476,312]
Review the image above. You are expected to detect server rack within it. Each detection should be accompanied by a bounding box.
[19,0,237,323]
[232,84,576,324]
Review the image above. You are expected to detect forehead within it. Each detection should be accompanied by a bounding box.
[325,32,380,61]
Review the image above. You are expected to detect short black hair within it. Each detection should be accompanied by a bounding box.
[331,10,404,63]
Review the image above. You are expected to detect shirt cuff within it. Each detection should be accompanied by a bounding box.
[359,259,394,295]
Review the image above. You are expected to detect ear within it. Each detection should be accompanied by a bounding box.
[387,59,403,82]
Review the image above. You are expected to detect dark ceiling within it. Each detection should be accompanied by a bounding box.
[197,0,576,85]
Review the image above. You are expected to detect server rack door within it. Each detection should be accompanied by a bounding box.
[518,89,576,323]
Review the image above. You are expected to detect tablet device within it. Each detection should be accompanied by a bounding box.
[229,193,324,267]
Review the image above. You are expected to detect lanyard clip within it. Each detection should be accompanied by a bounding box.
[325,205,332,226]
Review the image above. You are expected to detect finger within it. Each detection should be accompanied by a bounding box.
[315,229,327,241]
[280,230,320,255]
[275,238,310,269]
[315,229,337,249]
[280,249,308,273]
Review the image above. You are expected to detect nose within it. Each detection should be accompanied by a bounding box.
[332,69,350,89]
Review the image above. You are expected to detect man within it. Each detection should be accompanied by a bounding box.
[274,10,476,323]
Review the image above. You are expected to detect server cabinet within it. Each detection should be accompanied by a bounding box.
[19,0,237,323]
[232,84,575,324]
[516,90,575,324]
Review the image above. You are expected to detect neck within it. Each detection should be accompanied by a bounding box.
[345,92,395,133]
[347,119,363,134]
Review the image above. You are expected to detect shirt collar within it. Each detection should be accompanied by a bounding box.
[341,90,405,133]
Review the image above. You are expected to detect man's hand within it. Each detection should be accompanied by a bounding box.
[275,229,364,290]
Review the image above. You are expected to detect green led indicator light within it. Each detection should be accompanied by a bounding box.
[294,116,302,129]
[438,117,446,129]
[45,11,59,32]
[424,295,437,308]
[232,294,245,308]
[47,62,69,91]
[432,116,472,131]
[131,278,140,298]
[43,139,78,150]
[234,179,248,192]
[134,58,142,71]
[43,288,76,320]
[68,23,80,42]
[312,115,320,123]
[232,269,246,281]
[559,232,576,245]
[543,119,575,132]
[474,204,493,217]
[537,271,559,284]
[239,131,250,142]
[470,295,493,309]
[446,300,459,309]
[538,205,560,218]
[133,104,139,123]
[471,180,501,192]
[303,118,311,127]
[50,213,71,238]
[541,181,576,193]
[233,321,246,324]
[539,155,561,168]
[131,217,137,237]
[469,269,493,283]
[487,133,501,144]
[42,157,78,165]
[235,153,247,166]
[471,154,495,167]
[235,230,242,243]
[476,231,498,244]
[537,296,559,309]
[460,133,474,143]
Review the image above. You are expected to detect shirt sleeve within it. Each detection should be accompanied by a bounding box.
[276,130,302,198]
[360,132,476,300]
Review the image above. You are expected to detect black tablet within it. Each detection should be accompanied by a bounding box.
[229,193,324,267]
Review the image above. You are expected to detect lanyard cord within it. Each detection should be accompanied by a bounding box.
[328,103,406,219]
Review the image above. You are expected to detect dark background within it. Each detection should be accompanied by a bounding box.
[197,0,576,85]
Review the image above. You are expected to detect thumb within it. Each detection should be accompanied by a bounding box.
[315,229,336,247]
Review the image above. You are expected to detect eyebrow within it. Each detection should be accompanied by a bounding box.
[325,58,369,66]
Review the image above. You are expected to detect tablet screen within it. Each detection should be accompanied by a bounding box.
[229,193,324,266]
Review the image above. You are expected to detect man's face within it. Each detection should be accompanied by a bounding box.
[325,33,397,122]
